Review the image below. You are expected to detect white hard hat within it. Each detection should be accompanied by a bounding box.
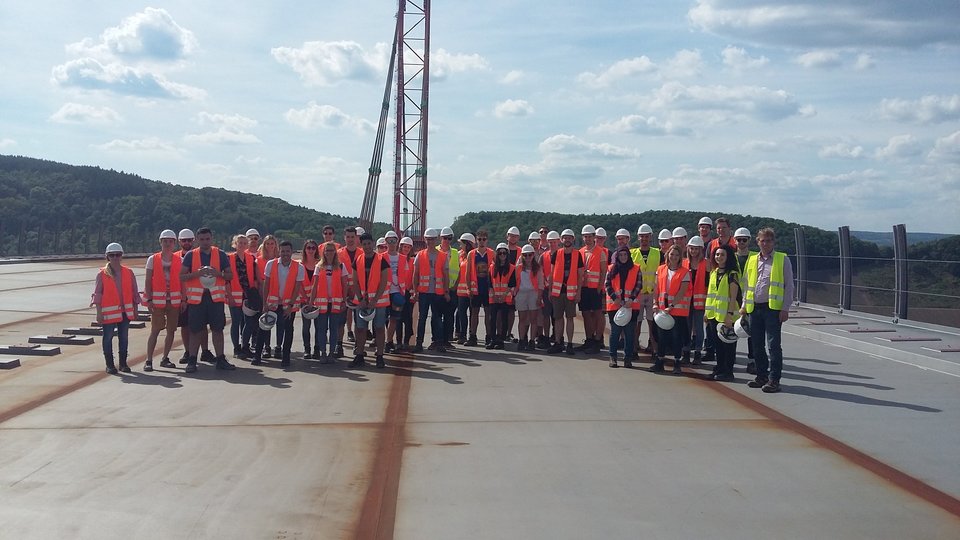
[385,230,399,239]
[521,244,535,254]
[717,324,739,344]
[357,227,368,236]
[734,227,752,239]
[687,236,705,248]
[507,226,520,236]
[358,307,376,322]
[734,316,751,338]
[595,227,607,237]
[242,300,258,317]
[105,242,124,254]
[376,237,386,247]
[495,242,509,251]
[658,229,672,241]
[301,306,320,320]
[400,236,414,246]
[440,226,454,237]
[245,228,260,237]
[698,217,713,227]
[654,311,675,330]
[613,305,632,327]
[528,231,540,241]
[259,311,278,331]
[672,227,688,238]
[178,228,195,240]
[581,224,596,235]
[547,230,560,240]
[423,228,439,238]
[561,229,576,238]
[616,228,630,238]
[159,229,177,240]
[460,233,476,244]
[637,224,653,235]
[198,266,216,289]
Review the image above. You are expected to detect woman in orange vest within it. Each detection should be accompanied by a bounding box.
[683,236,708,365]
[309,241,349,363]
[257,234,280,358]
[91,242,140,374]
[300,239,321,358]
[455,233,475,345]
[652,245,690,374]
[144,229,182,371]
[395,236,416,352]
[513,244,543,351]
[486,243,517,350]
[227,234,257,359]
[605,246,642,368]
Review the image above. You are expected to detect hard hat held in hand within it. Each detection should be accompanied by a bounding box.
[198,266,216,289]
[259,311,278,331]
[613,305,632,327]
[654,310,675,330]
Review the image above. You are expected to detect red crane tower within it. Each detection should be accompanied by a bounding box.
[359,0,431,240]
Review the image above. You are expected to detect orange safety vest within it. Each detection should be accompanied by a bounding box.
[150,252,182,307]
[311,263,345,313]
[456,250,471,297]
[415,249,448,294]
[185,247,227,304]
[489,263,515,304]
[100,266,137,324]
[540,250,553,286]
[550,249,582,300]
[656,265,691,317]
[395,253,413,292]
[581,245,605,289]
[605,264,641,311]
[338,246,361,287]
[466,247,495,295]
[682,259,708,311]
[227,251,256,307]
[355,253,390,307]
[266,259,302,310]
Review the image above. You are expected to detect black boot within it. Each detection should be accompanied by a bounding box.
[649,356,665,373]
[118,355,131,373]
[105,355,118,375]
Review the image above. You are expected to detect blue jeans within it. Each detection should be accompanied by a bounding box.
[316,311,343,353]
[749,303,783,381]
[456,296,470,338]
[607,310,637,359]
[229,305,245,349]
[416,293,445,344]
[687,310,705,352]
[102,319,130,362]
[302,315,321,352]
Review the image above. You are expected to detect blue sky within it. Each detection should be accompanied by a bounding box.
[1,1,958,233]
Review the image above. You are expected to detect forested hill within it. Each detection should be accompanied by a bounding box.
[0,154,382,255]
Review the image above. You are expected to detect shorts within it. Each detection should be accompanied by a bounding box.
[187,297,226,333]
[470,295,489,308]
[578,287,602,311]
[637,294,655,320]
[151,305,180,333]
[354,307,387,330]
[178,306,190,328]
[514,289,540,311]
[550,294,577,318]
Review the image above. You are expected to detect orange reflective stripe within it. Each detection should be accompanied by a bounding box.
[656,266,690,316]
[311,264,345,313]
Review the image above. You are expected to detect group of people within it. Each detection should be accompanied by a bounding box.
[92,216,793,393]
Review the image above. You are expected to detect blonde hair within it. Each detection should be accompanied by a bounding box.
[258,234,279,259]
[231,234,247,249]
[320,241,339,266]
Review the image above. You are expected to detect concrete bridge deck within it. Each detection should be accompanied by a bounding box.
[0,259,958,539]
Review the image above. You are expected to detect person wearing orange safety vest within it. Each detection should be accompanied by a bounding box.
[464,230,495,347]
[351,232,391,368]
[259,240,304,368]
[651,245,690,375]
[595,227,610,351]
[174,228,203,365]
[411,228,450,353]
[383,231,412,354]
[256,234,280,359]
[682,236,708,366]
[706,217,737,271]
[513,243,544,351]
[504,226,522,343]
[180,227,234,373]
[395,236,417,351]
[486,243,517,350]
[538,230,561,348]
[547,229,585,355]
[92,242,140,374]
[308,241,349,363]
[227,234,259,360]
[299,239,321,359]
[604,246,642,368]
[144,229,182,372]
[336,226,361,358]
[577,224,608,354]
[454,233,476,345]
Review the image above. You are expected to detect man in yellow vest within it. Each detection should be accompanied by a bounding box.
[631,224,660,356]
[740,227,794,393]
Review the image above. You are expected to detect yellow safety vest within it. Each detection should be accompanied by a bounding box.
[630,247,660,294]
[744,251,786,312]
[705,270,739,322]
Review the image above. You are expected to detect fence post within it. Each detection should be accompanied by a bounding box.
[893,224,908,323]
[793,227,807,304]
[838,226,852,312]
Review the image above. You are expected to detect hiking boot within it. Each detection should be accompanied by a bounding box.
[762,380,781,393]
[747,377,769,388]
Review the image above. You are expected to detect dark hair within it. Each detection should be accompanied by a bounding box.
[608,246,634,275]
[714,244,737,273]
[714,217,730,227]
[344,226,357,235]
[302,239,319,259]
[196,227,212,236]
[322,225,335,233]
[475,229,488,238]
[359,232,374,243]
[493,251,512,277]
[279,240,294,250]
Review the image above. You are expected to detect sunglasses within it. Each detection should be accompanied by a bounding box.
[442,235,454,240]
[523,253,534,257]
[107,253,122,258]
[736,238,749,242]
[387,238,398,242]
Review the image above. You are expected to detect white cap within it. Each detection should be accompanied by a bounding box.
[658,229,672,241]
[734,227,752,239]
[687,236,705,248]
[521,244,535,254]
[400,236,414,246]
[698,217,713,227]
[637,224,653,235]
[507,226,520,236]
[595,227,607,237]
[105,242,124,254]
[616,228,630,238]
[159,229,177,240]
[376,237,387,246]
[355,226,366,236]
[440,226,454,237]
[178,228,195,240]
[581,224,596,235]
[385,230,399,239]
[496,242,509,251]
[672,227,688,238]
[547,230,560,240]
[245,228,260,237]
[561,229,576,238]
[423,228,439,238]
[528,231,540,241]
[460,233,476,244]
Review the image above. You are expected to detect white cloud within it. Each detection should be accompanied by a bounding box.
[500,70,525,84]
[284,102,374,133]
[0,138,16,149]
[818,142,865,159]
[854,53,875,70]
[590,115,693,137]
[271,41,388,86]
[49,103,122,125]
[647,82,808,122]
[94,137,180,155]
[877,95,960,124]
[929,131,960,162]
[577,56,657,88]
[184,112,260,145]
[431,48,489,80]
[874,135,922,160]
[795,51,842,69]
[663,49,703,79]
[721,46,769,71]
[66,7,197,61]
[493,99,534,118]
[688,0,960,48]
[51,57,205,100]
[538,134,640,160]
[195,112,257,130]
[742,140,778,152]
